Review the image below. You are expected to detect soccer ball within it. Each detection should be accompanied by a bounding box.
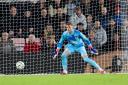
[16,61,25,70]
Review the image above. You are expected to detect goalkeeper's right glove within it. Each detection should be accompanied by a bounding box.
[88,45,98,55]
[53,48,60,59]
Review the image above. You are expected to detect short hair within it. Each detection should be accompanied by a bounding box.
[86,14,92,18]
[60,20,66,23]
[56,7,62,10]
[46,23,53,26]
[9,4,16,8]
[77,22,84,26]
[41,8,47,11]
[95,19,100,22]
[109,18,115,21]
[75,6,81,11]
[66,22,73,26]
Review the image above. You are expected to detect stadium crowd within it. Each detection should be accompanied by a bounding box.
[0,0,127,74]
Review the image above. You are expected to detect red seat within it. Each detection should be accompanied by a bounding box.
[11,38,25,51]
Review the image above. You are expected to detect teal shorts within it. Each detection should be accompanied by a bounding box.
[66,44,87,55]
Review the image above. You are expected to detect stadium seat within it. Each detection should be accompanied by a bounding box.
[11,38,25,51]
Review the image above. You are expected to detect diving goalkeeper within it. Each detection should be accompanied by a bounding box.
[54,22,105,74]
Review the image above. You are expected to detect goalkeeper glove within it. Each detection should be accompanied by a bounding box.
[53,48,60,59]
[88,45,98,55]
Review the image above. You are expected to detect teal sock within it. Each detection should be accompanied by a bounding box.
[83,57,101,70]
[61,54,67,70]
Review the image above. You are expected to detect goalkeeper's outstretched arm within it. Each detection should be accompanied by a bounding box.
[53,32,66,59]
[57,32,66,49]
[79,32,92,47]
[79,32,98,55]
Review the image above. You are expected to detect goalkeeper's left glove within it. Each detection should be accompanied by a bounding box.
[53,48,60,59]
[88,45,98,55]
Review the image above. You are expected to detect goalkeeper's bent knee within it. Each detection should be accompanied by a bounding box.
[81,54,88,58]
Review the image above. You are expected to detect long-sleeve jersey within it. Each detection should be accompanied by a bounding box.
[57,29,92,49]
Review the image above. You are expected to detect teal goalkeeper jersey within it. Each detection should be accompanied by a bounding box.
[57,29,92,49]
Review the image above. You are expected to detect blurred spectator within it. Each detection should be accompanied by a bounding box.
[98,0,116,16]
[49,0,66,16]
[29,28,35,35]
[41,34,57,73]
[104,0,118,16]
[121,19,128,50]
[65,0,77,16]
[86,14,94,36]
[70,7,87,30]
[9,30,15,38]
[0,32,16,74]
[20,10,34,38]
[1,5,19,36]
[60,20,66,32]
[76,22,85,34]
[98,7,110,29]
[23,33,42,73]
[122,19,128,31]
[40,0,52,16]
[43,24,55,40]
[40,0,50,10]
[106,18,121,51]
[40,8,52,27]
[112,2,122,27]
[16,28,25,38]
[0,32,16,54]
[89,0,100,19]
[24,34,41,54]
[37,8,52,37]
[77,0,90,15]
[51,0,66,9]
[54,20,66,41]
[121,20,128,60]
[91,20,107,52]
[89,0,117,20]
[52,7,69,29]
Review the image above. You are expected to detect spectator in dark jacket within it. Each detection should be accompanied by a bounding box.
[98,7,110,29]
[41,34,57,73]
[54,20,66,42]
[52,7,69,29]
[0,32,16,74]
[106,18,121,51]
[0,32,16,54]
[86,14,94,36]
[76,22,86,35]
[1,5,19,36]
[89,0,100,19]
[20,10,34,38]
[48,0,66,16]
[37,8,52,37]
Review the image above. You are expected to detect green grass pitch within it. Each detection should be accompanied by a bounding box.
[0,74,128,85]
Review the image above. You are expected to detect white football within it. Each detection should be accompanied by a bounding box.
[16,61,25,70]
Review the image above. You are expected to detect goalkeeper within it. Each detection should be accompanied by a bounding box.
[54,22,105,74]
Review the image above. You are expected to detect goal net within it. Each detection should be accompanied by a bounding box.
[0,0,127,74]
